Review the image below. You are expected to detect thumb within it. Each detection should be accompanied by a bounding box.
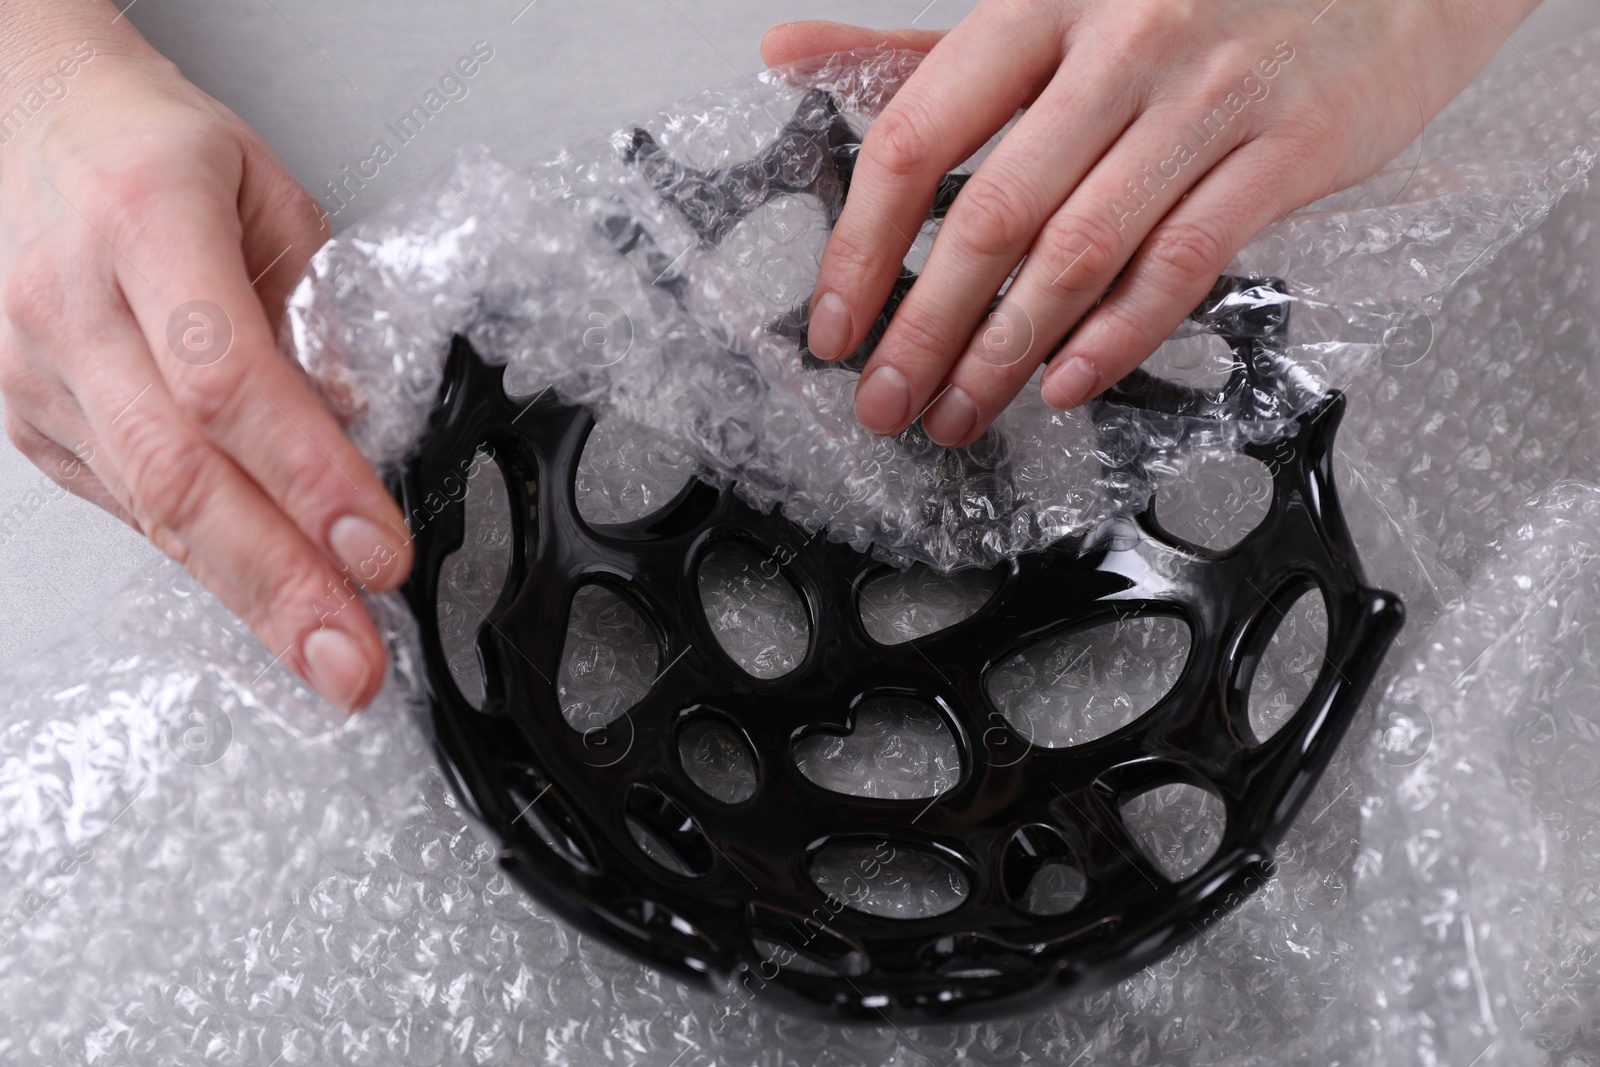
[761,21,948,67]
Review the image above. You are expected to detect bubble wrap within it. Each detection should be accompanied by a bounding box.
[286,44,1589,573]
[5,28,1600,1067]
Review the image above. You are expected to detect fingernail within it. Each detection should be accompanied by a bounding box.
[807,291,854,361]
[330,515,401,588]
[303,627,372,712]
[1042,356,1102,409]
[855,364,911,435]
[922,385,977,446]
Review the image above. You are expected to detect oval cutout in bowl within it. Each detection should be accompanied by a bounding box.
[1153,450,1273,552]
[698,540,809,679]
[748,901,871,978]
[1020,862,1088,916]
[1142,330,1239,391]
[558,584,659,733]
[436,447,514,708]
[986,616,1191,748]
[624,784,713,878]
[1246,586,1328,744]
[857,564,1003,644]
[678,717,760,804]
[810,841,969,919]
[1120,782,1226,881]
[575,419,696,527]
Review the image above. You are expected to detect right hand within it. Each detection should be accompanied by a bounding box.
[0,6,411,711]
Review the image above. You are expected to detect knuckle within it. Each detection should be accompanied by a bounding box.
[866,105,935,180]
[821,224,880,281]
[948,175,1040,260]
[2,257,68,337]
[167,363,247,435]
[880,301,950,365]
[1199,45,1261,93]
[1113,5,1169,55]
[273,441,342,520]
[1085,298,1145,349]
[95,154,241,252]
[1039,212,1124,294]
[118,409,218,536]
[1144,221,1228,287]
[93,163,171,243]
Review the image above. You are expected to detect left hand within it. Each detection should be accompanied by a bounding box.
[763,2,1540,446]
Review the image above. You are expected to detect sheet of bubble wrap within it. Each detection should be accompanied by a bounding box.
[6,27,1600,1067]
[286,38,1592,573]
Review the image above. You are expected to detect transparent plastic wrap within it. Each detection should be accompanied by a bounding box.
[4,27,1600,1067]
[286,46,1588,572]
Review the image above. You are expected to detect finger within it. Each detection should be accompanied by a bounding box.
[760,21,947,66]
[0,347,128,520]
[1043,139,1331,408]
[66,321,386,710]
[943,111,1240,430]
[108,177,411,598]
[861,56,1144,444]
[805,9,1063,370]
[19,353,256,646]
[1,406,130,525]
[237,142,330,326]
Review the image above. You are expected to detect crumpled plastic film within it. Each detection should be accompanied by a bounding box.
[5,24,1600,1067]
[285,42,1593,572]
[1344,483,1600,1066]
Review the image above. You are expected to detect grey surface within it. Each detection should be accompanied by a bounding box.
[0,0,1588,660]
[130,0,979,233]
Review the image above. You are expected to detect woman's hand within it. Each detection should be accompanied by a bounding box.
[0,2,411,710]
[764,0,1543,446]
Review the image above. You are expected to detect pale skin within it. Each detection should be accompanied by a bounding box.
[0,0,1543,710]
[0,0,408,711]
[762,0,1546,446]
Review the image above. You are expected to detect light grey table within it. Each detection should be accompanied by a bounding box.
[0,0,1589,661]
